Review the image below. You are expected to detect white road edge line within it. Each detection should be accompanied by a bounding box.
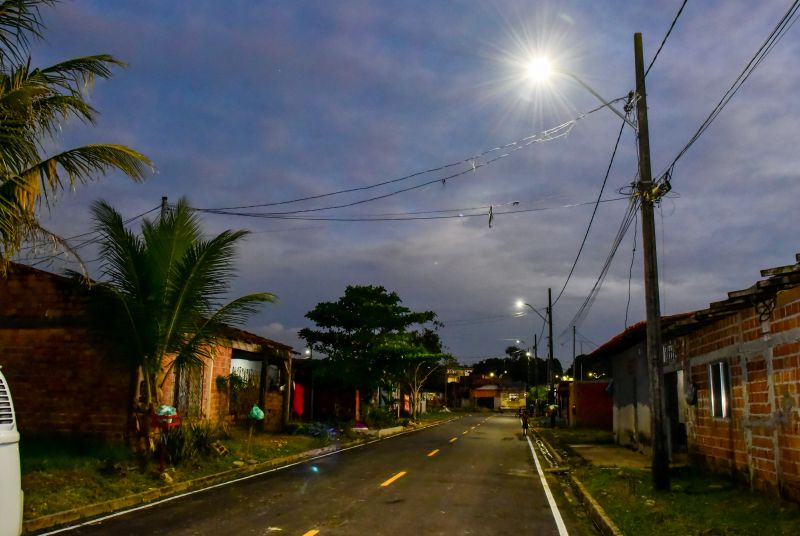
[526,434,569,536]
[38,417,464,535]
[37,440,377,535]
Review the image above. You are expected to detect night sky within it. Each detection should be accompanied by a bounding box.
[22,1,800,368]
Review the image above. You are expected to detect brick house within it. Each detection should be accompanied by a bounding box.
[589,254,800,501]
[0,262,296,440]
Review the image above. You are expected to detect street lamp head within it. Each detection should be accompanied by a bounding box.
[305,348,311,356]
[526,57,552,83]
[515,299,525,309]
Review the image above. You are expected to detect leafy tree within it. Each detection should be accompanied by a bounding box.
[389,328,447,420]
[87,198,275,435]
[299,285,437,397]
[0,0,152,264]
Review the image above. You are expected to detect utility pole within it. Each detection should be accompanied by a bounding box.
[160,196,168,217]
[572,325,576,380]
[533,334,539,411]
[547,287,554,405]
[634,32,670,490]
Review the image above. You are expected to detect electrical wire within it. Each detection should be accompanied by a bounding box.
[443,313,526,327]
[624,210,638,328]
[21,205,161,266]
[193,98,627,215]
[660,0,800,179]
[199,124,576,217]
[645,0,689,78]
[193,197,628,223]
[561,196,641,335]
[552,100,631,306]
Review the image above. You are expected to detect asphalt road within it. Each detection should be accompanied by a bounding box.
[56,414,571,535]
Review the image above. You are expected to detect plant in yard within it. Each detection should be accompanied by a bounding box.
[0,0,152,265]
[88,198,275,442]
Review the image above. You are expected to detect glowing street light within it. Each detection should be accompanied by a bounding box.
[525,56,637,131]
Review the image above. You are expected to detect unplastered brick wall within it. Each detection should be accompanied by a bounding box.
[678,286,800,502]
[0,264,130,439]
[158,344,232,422]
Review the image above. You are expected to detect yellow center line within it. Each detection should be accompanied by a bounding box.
[427,449,440,457]
[380,471,407,487]
[449,437,458,443]
[471,426,476,429]
[462,430,468,435]
[302,531,320,536]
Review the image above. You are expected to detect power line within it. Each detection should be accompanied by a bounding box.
[443,313,525,327]
[561,196,640,335]
[200,123,577,217]
[193,197,628,223]
[624,210,638,328]
[194,98,627,215]
[553,97,632,306]
[661,0,800,178]
[21,205,161,266]
[645,0,689,78]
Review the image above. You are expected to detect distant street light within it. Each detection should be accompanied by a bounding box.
[516,289,555,404]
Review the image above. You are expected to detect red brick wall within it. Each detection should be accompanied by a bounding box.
[0,264,130,439]
[678,287,800,501]
[155,345,233,424]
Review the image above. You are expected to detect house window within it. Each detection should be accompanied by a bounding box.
[708,361,731,418]
[662,343,676,365]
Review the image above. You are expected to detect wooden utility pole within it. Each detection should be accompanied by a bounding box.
[634,32,670,490]
[572,325,576,379]
[160,196,168,217]
[547,287,554,404]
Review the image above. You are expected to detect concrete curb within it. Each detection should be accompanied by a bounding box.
[532,429,624,536]
[568,474,624,536]
[24,415,461,534]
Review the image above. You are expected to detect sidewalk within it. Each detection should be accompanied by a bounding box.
[568,444,651,470]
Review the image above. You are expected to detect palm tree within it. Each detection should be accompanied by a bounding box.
[89,198,275,433]
[0,0,152,264]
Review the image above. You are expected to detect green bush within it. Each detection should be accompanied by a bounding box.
[364,405,397,429]
[166,421,217,465]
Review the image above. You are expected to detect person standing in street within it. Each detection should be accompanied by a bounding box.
[521,410,529,436]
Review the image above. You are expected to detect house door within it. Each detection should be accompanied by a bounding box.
[175,365,204,419]
[664,371,686,459]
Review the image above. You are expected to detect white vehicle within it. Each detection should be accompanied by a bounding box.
[0,368,22,536]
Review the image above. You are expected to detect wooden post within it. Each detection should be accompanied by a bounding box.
[282,352,292,428]
[634,32,670,490]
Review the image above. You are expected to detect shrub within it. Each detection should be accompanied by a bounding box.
[364,405,397,429]
[165,421,217,465]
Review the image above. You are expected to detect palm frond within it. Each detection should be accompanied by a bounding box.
[35,54,126,93]
[0,1,54,65]
[91,199,148,299]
